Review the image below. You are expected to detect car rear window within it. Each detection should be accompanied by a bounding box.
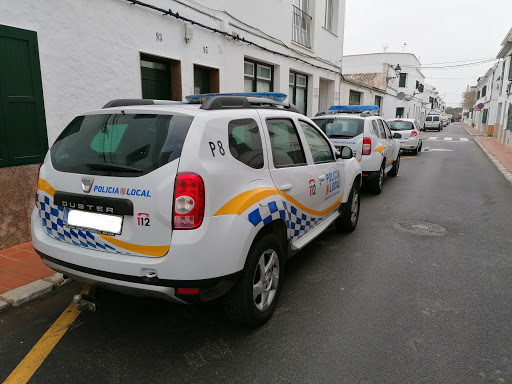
[433,116,440,121]
[51,113,194,177]
[313,118,364,138]
[426,116,433,121]
[387,121,414,130]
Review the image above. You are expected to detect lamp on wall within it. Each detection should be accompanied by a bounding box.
[386,64,402,81]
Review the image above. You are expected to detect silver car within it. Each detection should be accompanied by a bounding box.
[387,118,422,155]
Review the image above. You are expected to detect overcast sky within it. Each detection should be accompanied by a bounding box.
[343,0,512,107]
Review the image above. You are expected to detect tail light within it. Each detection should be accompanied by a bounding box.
[410,131,418,137]
[362,137,371,155]
[173,172,205,230]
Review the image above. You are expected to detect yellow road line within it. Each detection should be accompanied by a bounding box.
[3,285,90,384]
[401,156,415,159]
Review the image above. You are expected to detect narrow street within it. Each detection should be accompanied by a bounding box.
[1,123,512,383]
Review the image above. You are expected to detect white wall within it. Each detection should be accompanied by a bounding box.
[0,0,346,144]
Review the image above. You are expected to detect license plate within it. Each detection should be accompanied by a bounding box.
[65,209,123,235]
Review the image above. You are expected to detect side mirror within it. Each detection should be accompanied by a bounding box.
[393,133,402,139]
[337,146,354,160]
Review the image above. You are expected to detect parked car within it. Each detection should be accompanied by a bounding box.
[424,114,442,131]
[386,118,422,155]
[31,93,362,326]
[313,105,401,194]
[442,117,450,127]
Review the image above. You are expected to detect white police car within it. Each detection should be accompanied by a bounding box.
[386,118,422,155]
[312,105,401,194]
[32,93,362,326]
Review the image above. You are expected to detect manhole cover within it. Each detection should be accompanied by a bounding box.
[396,221,445,233]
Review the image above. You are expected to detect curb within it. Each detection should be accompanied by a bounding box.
[474,138,512,185]
[459,122,487,137]
[0,273,73,311]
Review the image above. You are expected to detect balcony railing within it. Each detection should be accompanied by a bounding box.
[292,5,311,48]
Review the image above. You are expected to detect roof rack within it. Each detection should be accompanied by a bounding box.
[102,99,184,108]
[185,92,287,103]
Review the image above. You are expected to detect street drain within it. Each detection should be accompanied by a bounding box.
[396,221,445,233]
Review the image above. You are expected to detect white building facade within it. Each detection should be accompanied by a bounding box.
[495,27,512,148]
[342,53,427,122]
[0,0,347,248]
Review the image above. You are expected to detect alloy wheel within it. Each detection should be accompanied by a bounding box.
[253,249,280,312]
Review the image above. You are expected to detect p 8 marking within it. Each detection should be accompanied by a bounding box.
[209,141,226,157]
[137,212,150,226]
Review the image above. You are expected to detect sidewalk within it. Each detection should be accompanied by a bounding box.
[0,241,67,310]
[460,122,512,184]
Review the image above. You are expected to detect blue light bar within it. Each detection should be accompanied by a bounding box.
[185,92,287,104]
[328,105,379,112]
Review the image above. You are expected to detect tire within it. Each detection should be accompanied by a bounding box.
[369,163,385,194]
[388,155,400,177]
[412,146,418,155]
[437,128,441,132]
[223,233,284,327]
[417,141,422,154]
[335,182,360,232]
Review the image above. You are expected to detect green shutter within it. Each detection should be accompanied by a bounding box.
[482,109,488,124]
[399,73,406,87]
[509,57,512,81]
[349,90,360,105]
[507,104,512,130]
[0,24,48,168]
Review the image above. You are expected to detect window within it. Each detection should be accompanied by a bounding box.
[193,65,219,94]
[299,121,334,163]
[370,121,380,137]
[396,107,404,118]
[0,25,48,168]
[482,109,488,124]
[399,73,407,87]
[481,86,487,97]
[244,59,273,92]
[51,113,194,177]
[292,0,312,47]
[349,90,362,105]
[266,119,307,167]
[382,120,393,138]
[141,54,182,101]
[314,118,364,138]
[228,119,264,169]
[377,120,389,139]
[289,71,308,115]
[324,0,339,33]
[374,96,383,113]
[477,91,480,99]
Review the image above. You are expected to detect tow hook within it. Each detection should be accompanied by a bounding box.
[73,294,97,312]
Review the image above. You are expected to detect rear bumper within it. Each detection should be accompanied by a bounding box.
[399,137,420,150]
[38,251,240,303]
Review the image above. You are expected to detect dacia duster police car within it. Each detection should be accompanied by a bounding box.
[312,105,401,194]
[32,93,362,326]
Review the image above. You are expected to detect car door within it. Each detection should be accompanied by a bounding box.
[262,116,319,242]
[296,119,343,218]
[378,119,396,171]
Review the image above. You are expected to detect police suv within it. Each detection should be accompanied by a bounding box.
[32,93,362,326]
[312,105,401,194]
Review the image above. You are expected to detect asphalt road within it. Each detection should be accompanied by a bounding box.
[2,123,512,383]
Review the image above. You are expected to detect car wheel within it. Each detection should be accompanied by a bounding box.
[336,182,360,232]
[418,141,422,154]
[223,233,284,327]
[388,155,400,177]
[412,147,418,155]
[369,164,385,194]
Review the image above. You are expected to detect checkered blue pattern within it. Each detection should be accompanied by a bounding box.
[247,200,324,242]
[36,191,128,255]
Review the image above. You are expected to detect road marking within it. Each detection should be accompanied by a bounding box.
[460,138,469,142]
[444,137,452,141]
[427,137,437,141]
[429,148,454,151]
[3,285,90,384]
[401,156,415,159]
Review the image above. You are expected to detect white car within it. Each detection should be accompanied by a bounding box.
[386,118,422,155]
[424,114,442,131]
[312,105,401,194]
[32,93,362,326]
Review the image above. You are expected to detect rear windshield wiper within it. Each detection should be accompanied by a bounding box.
[328,134,355,138]
[86,163,144,173]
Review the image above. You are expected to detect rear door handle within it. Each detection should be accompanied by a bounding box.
[280,184,293,191]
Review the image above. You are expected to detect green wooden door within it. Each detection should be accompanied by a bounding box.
[0,24,48,168]
[141,57,171,100]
